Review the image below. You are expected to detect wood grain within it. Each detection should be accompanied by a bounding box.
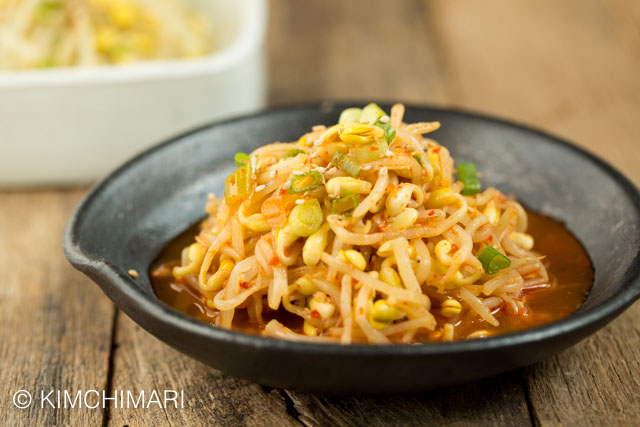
[524,303,640,426]
[0,190,115,426]
[284,374,531,427]
[106,313,300,427]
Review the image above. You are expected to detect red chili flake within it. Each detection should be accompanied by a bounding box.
[359,308,364,315]
[451,244,459,252]
[269,256,280,267]
[433,147,441,154]
[428,210,435,216]
[386,184,395,192]
[310,310,321,319]
[240,281,250,289]
[371,146,379,151]
[488,236,493,242]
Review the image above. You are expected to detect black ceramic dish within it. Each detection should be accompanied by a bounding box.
[64,103,640,393]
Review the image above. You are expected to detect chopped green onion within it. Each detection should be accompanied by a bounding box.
[458,162,482,195]
[339,108,362,124]
[331,152,362,177]
[350,139,388,163]
[374,119,396,143]
[478,246,511,275]
[412,154,423,166]
[225,163,252,205]
[284,149,305,159]
[234,152,250,167]
[331,193,359,216]
[289,199,324,236]
[288,171,323,194]
[359,103,387,124]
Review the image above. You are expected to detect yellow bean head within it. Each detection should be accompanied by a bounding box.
[325,177,372,197]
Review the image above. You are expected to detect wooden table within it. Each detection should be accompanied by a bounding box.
[2,1,639,425]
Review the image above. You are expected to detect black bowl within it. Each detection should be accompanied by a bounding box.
[64,103,640,393]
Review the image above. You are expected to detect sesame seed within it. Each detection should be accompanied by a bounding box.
[386,150,394,157]
[379,115,390,123]
[313,138,324,147]
[292,170,304,175]
[381,167,388,175]
[310,152,319,159]
[312,125,326,131]
[268,170,277,178]
[255,184,266,192]
[295,199,305,205]
[314,166,326,173]
[359,119,369,124]
[363,165,372,171]
[128,269,139,279]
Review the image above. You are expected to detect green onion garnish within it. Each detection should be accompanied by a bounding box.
[338,108,362,125]
[478,246,511,275]
[330,193,359,216]
[374,119,396,143]
[331,152,362,177]
[234,152,250,167]
[288,171,323,194]
[359,103,387,124]
[350,139,388,163]
[289,199,324,236]
[284,149,305,159]
[458,162,482,195]
[225,162,253,205]
[412,154,423,166]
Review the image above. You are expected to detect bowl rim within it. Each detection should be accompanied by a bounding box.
[0,0,266,88]
[64,102,640,356]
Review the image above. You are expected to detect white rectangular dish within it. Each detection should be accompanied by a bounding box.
[0,0,267,186]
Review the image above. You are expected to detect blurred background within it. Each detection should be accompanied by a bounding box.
[0,0,638,187]
[267,0,639,187]
[1,0,639,425]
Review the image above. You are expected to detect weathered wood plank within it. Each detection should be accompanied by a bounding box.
[524,304,640,426]
[0,190,115,426]
[106,313,300,427]
[285,373,531,427]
